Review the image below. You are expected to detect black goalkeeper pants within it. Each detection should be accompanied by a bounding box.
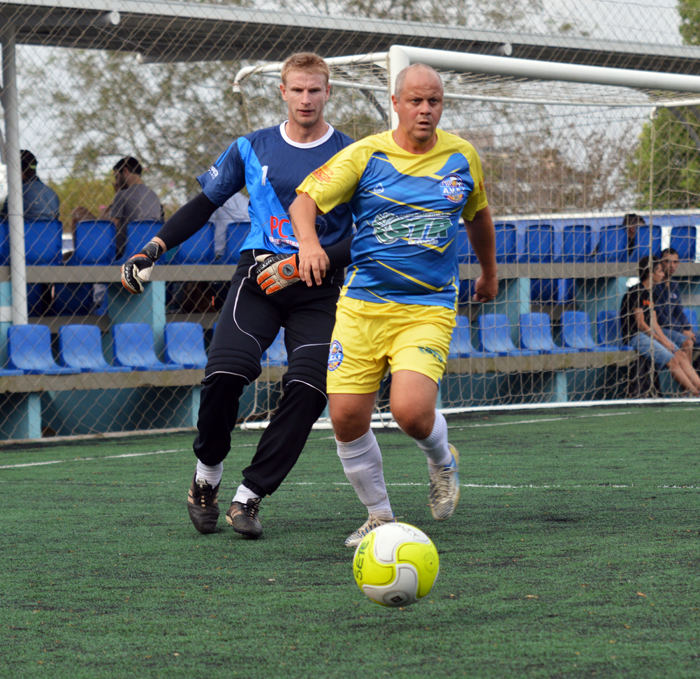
[193,250,341,497]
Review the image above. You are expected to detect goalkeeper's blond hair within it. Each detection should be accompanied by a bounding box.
[281,53,330,85]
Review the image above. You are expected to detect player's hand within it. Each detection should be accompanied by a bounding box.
[473,274,499,303]
[254,253,302,295]
[298,242,329,286]
[121,240,163,294]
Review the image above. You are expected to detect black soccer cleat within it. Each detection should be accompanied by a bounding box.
[226,498,263,539]
[187,474,220,534]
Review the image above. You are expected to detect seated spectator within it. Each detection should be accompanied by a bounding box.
[621,213,645,258]
[1,150,59,222]
[108,156,163,260]
[654,247,698,360]
[211,192,249,259]
[620,256,700,397]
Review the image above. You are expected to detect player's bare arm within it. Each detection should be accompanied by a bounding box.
[464,206,498,303]
[289,192,328,286]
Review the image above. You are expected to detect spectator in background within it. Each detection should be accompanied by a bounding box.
[1,150,59,222]
[622,212,645,258]
[109,157,163,260]
[211,192,249,259]
[654,247,698,359]
[620,255,700,397]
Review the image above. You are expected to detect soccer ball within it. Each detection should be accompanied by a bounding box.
[352,522,439,607]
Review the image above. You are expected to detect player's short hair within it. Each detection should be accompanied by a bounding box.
[394,63,443,101]
[280,53,330,85]
[20,149,37,174]
[661,247,679,258]
[639,255,661,282]
[113,156,143,175]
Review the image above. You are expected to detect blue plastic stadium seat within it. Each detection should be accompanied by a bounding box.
[58,325,132,373]
[594,226,628,262]
[121,220,165,263]
[51,283,107,316]
[224,222,251,264]
[164,322,208,369]
[684,307,698,335]
[632,224,662,261]
[263,330,288,366]
[519,223,554,263]
[0,220,9,265]
[448,315,497,358]
[25,220,63,265]
[172,222,216,264]
[112,323,174,371]
[494,223,517,263]
[561,224,592,262]
[8,324,81,375]
[519,312,574,354]
[670,226,698,261]
[457,227,477,264]
[596,310,632,351]
[477,314,539,356]
[560,311,609,352]
[72,220,116,265]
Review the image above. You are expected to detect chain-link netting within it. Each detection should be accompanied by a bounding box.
[2,0,700,439]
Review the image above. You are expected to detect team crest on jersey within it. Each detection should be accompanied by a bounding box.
[440,174,466,203]
[328,340,344,371]
[209,166,219,179]
[312,165,333,183]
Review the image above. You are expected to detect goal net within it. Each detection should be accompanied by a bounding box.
[236,46,700,418]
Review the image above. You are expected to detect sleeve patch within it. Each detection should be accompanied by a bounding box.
[312,165,334,183]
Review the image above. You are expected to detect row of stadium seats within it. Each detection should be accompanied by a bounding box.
[6,220,700,267]
[0,322,289,375]
[0,220,250,266]
[449,308,699,358]
[459,223,700,263]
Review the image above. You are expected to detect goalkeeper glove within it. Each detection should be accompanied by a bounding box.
[121,241,164,294]
[254,253,301,295]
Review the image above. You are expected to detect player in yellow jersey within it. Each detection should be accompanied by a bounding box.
[289,63,498,547]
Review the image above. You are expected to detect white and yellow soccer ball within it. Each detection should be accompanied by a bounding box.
[352,522,439,607]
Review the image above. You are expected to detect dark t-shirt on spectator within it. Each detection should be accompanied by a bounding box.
[620,283,651,342]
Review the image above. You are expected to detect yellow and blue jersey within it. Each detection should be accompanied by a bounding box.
[297,129,488,309]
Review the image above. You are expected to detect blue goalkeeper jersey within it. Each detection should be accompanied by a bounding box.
[197,122,354,254]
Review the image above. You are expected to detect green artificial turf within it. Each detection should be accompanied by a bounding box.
[1,403,700,678]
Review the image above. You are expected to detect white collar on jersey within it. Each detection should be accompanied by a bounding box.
[279,121,335,148]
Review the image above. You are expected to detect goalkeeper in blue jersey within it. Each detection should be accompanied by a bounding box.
[121,53,354,539]
[290,63,498,547]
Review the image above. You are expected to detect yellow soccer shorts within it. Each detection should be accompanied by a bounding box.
[327,296,456,394]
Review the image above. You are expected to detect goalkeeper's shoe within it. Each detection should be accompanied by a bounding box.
[254,253,301,295]
[344,513,395,549]
[187,474,220,534]
[428,444,460,521]
[121,240,163,294]
[226,498,263,539]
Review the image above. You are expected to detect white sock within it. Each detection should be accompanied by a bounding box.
[414,410,452,471]
[233,484,260,505]
[196,461,223,487]
[336,429,392,518]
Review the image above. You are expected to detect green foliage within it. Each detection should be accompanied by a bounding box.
[626,106,700,211]
[678,0,700,46]
[47,174,113,230]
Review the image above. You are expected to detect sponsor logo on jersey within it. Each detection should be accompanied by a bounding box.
[440,174,466,204]
[372,212,450,245]
[372,183,385,194]
[328,340,344,371]
[209,166,219,179]
[312,164,333,183]
[418,346,444,364]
